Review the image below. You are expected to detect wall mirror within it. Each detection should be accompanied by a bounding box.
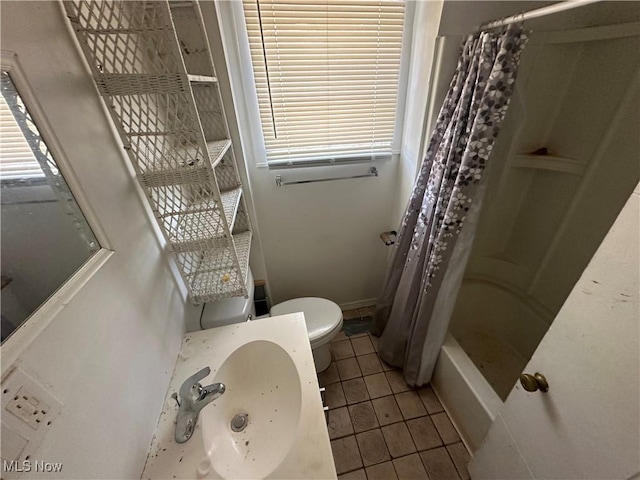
[1,70,100,343]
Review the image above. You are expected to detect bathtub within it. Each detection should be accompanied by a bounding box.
[431,277,552,452]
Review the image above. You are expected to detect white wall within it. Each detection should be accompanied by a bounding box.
[207,1,561,308]
[210,0,462,307]
[438,1,557,36]
[240,164,396,307]
[1,2,199,478]
[391,0,445,227]
[210,2,401,307]
[392,0,557,256]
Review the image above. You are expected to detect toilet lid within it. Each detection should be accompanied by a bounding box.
[270,297,343,342]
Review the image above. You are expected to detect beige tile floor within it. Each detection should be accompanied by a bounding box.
[320,313,470,480]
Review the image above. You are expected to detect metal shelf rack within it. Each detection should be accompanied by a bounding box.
[65,0,251,303]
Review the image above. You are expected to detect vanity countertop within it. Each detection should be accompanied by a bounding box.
[141,313,336,480]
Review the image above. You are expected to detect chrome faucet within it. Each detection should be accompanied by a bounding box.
[174,367,226,443]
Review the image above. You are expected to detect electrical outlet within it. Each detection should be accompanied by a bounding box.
[6,386,52,430]
[1,367,63,465]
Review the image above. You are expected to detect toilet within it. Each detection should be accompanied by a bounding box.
[200,269,343,373]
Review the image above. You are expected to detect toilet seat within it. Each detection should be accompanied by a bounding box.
[270,297,343,346]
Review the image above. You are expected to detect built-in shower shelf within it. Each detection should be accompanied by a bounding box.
[514,154,586,175]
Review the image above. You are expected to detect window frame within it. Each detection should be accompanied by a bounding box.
[217,0,415,170]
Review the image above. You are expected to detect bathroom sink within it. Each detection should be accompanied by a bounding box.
[142,313,336,480]
[200,340,302,479]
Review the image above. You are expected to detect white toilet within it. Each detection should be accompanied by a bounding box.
[201,269,343,373]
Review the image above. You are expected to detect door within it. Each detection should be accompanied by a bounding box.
[469,186,640,480]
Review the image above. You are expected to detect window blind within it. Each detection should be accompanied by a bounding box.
[242,0,405,166]
[0,88,45,179]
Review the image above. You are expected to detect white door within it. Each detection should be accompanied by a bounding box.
[469,186,640,480]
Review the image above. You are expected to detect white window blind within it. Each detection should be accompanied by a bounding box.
[0,87,45,180]
[242,0,406,166]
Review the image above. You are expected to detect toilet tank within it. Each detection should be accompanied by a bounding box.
[200,269,255,329]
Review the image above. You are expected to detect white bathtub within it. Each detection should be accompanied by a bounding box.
[431,278,552,452]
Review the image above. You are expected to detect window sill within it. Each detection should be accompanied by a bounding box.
[261,153,395,170]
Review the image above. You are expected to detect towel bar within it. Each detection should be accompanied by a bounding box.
[275,167,378,187]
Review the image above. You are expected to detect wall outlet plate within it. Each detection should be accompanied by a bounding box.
[1,367,63,464]
[6,386,53,430]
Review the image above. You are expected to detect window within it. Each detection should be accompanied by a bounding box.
[242,0,406,167]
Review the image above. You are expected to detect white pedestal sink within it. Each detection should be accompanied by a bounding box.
[142,313,336,480]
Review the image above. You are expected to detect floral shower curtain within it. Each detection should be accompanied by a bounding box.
[374,24,529,386]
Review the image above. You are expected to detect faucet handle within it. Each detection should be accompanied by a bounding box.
[179,367,211,399]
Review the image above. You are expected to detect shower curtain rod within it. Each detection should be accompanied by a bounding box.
[477,0,602,31]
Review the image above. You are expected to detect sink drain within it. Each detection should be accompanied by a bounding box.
[231,413,249,432]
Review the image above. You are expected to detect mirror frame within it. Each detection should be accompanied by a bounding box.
[0,50,114,375]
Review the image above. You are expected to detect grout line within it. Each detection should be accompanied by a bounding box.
[387,458,401,479]
[446,441,470,480]
[416,448,431,478]
[351,431,365,475]
[442,443,465,480]
[428,412,450,447]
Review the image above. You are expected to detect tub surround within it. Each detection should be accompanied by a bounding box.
[142,313,336,480]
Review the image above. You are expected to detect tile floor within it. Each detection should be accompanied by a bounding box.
[320,314,470,480]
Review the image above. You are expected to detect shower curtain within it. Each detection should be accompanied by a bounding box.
[374,24,529,386]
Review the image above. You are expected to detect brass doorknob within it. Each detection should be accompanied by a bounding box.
[519,372,549,392]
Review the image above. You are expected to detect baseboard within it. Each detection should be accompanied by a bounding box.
[338,298,377,311]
